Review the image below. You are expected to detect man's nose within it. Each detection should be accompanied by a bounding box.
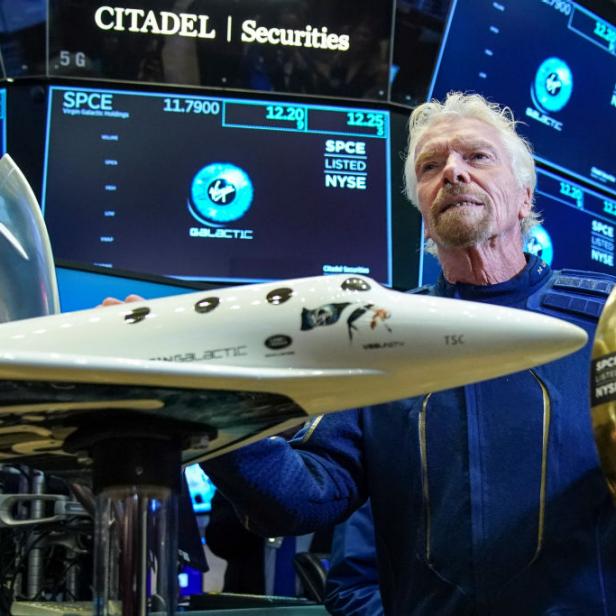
[442,153,470,186]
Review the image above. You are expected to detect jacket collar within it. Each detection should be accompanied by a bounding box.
[434,254,551,307]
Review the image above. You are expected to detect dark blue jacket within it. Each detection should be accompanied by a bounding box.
[325,501,383,616]
[205,256,616,614]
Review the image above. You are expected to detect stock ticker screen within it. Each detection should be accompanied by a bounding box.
[42,86,392,284]
[430,0,616,196]
[526,167,616,274]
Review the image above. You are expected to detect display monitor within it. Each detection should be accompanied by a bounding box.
[0,0,46,77]
[429,0,616,196]
[47,0,393,101]
[43,85,392,285]
[525,167,616,275]
[390,0,452,107]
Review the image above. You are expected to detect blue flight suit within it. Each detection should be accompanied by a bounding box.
[205,256,616,614]
[325,500,383,616]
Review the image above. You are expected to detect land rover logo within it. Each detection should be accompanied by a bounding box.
[265,335,293,350]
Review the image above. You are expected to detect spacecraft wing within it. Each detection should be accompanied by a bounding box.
[0,350,384,468]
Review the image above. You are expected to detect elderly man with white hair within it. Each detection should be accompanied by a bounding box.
[204,92,616,615]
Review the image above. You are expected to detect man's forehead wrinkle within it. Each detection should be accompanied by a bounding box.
[415,134,498,165]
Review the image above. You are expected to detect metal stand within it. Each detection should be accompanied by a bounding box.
[67,427,182,616]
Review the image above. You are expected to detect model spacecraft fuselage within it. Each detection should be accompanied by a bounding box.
[0,273,588,465]
[0,273,588,413]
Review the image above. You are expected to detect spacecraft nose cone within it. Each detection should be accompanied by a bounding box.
[475,305,589,376]
[385,294,589,397]
[501,307,588,366]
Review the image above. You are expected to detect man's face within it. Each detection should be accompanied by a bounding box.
[414,117,531,250]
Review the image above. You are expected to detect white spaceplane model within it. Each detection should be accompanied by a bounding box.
[0,273,588,466]
[0,154,589,469]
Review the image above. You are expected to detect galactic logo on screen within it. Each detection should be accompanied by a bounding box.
[532,57,573,113]
[526,57,573,132]
[188,163,255,240]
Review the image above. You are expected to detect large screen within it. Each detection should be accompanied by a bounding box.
[390,0,452,107]
[525,167,616,274]
[47,0,393,101]
[42,85,392,285]
[0,0,45,78]
[429,0,616,196]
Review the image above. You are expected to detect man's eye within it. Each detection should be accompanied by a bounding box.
[471,152,490,161]
[420,162,436,173]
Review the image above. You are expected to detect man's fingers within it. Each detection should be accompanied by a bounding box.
[124,294,145,303]
[99,294,145,307]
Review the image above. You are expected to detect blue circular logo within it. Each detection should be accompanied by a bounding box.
[532,57,573,113]
[525,224,554,266]
[189,163,253,227]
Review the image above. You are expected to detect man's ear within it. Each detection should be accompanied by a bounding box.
[518,187,533,220]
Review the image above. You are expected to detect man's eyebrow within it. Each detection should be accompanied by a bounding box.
[453,138,498,154]
[414,147,444,168]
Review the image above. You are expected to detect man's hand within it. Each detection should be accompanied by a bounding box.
[99,294,145,307]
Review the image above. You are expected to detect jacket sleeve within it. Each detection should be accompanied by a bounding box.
[201,408,366,537]
[324,501,383,616]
